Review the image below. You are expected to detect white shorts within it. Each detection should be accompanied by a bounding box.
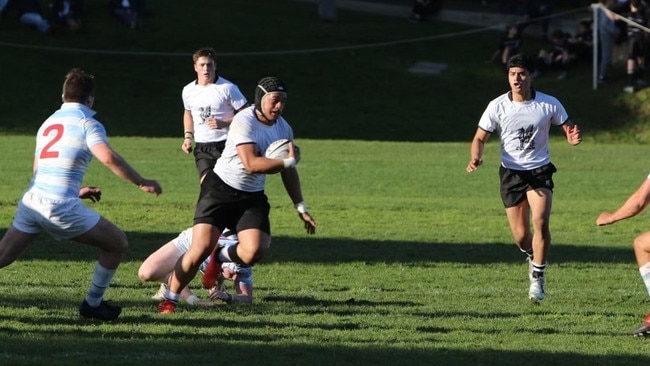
[12,191,100,241]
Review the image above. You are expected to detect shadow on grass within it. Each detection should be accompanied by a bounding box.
[13,233,635,265]
[0,323,647,366]
[0,288,647,365]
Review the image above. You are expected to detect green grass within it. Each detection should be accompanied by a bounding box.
[2,138,650,365]
[2,1,650,365]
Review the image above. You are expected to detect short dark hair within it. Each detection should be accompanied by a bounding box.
[192,47,217,64]
[62,68,95,103]
[506,54,535,73]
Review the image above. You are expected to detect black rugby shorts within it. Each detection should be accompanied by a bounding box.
[194,170,271,235]
[193,141,226,179]
[499,163,557,208]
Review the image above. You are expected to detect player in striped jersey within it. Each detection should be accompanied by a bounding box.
[0,68,162,321]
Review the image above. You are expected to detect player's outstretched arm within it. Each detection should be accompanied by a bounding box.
[90,142,162,196]
[281,167,316,234]
[597,178,650,226]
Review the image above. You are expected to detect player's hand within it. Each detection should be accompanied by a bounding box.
[139,179,162,196]
[466,158,483,173]
[79,186,101,202]
[596,212,614,226]
[280,142,297,171]
[206,117,218,129]
[208,289,229,301]
[181,138,193,154]
[567,124,582,146]
[299,212,317,234]
[206,117,227,129]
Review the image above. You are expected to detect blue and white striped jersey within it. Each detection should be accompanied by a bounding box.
[30,103,108,200]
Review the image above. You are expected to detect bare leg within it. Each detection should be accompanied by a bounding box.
[225,228,271,265]
[526,188,553,265]
[72,216,128,270]
[168,223,220,295]
[138,241,182,282]
[505,201,532,253]
[634,232,650,267]
[0,226,40,268]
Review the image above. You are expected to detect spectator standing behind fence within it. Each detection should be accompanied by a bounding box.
[597,0,620,84]
[621,0,648,93]
[0,0,51,33]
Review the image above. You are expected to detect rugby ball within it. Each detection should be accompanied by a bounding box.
[264,139,301,164]
[265,139,291,159]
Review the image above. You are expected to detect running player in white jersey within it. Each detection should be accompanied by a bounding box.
[466,54,581,303]
[0,68,162,321]
[180,47,249,182]
[157,76,317,314]
[139,228,253,306]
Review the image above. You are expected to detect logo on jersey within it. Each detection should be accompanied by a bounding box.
[199,106,212,123]
[516,125,535,151]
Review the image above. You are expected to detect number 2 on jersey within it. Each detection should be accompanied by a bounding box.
[40,124,64,159]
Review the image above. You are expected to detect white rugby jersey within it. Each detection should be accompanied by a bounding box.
[214,106,294,192]
[478,90,568,170]
[182,76,248,143]
[30,103,108,200]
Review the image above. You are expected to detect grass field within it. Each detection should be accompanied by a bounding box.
[2,1,650,365]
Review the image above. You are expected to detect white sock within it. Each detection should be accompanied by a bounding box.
[531,261,547,277]
[639,262,650,298]
[85,263,116,307]
[164,289,181,303]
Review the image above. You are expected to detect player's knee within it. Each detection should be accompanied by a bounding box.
[634,236,650,253]
[512,231,530,247]
[137,266,152,282]
[238,249,265,265]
